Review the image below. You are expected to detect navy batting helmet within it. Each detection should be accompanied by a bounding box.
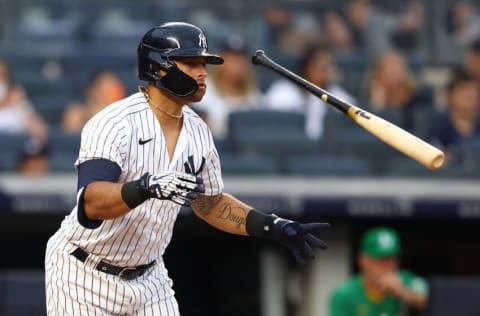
[137,22,224,97]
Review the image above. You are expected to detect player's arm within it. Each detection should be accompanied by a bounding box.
[82,182,130,220]
[191,192,250,235]
[78,159,204,227]
[191,193,330,264]
[377,273,428,310]
[394,286,427,310]
[76,159,131,227]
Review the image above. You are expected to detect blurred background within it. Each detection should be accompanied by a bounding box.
[1,0,480,315]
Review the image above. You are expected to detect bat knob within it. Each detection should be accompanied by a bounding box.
[252,50,265,65]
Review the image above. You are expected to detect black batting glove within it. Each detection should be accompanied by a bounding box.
[246,210,330,264]
[270,216,329,264]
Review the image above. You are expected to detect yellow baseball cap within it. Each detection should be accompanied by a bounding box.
[360,227,401,258]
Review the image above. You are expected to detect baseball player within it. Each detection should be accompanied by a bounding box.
[329,227,428,316]
[45,22,329,315]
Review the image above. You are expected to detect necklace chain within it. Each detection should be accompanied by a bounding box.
[138,86,183,119]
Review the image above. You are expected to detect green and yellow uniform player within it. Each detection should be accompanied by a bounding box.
[329,227,428,316]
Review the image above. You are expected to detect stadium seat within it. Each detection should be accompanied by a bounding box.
[381,156,470,178]
[47,129,81,172]
[322,109,354,142]
[459,139,480,178]
[31,92,76,126]
[284,154,373,176]
[327,126,400,174]
[335,53,369,100]
[220,153,281,175]
[227,110,319,159]
[20,78,73,99]
[411,106,444,138]
[214,137,238,155]
[0,133,29,171]
[381,157,436,177]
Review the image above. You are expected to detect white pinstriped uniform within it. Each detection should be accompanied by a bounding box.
[45,92,224,315]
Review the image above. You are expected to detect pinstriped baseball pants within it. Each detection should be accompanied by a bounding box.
[45,236,180,316]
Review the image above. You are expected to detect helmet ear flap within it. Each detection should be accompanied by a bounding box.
[139,55,198,97]
[156,65,199,97]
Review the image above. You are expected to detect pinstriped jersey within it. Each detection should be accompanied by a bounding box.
[57,92,224,267]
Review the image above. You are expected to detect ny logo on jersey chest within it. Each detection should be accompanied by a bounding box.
[184,155,206,175]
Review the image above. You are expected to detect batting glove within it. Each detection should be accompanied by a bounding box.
[146,172,205,206]
[271,216,329,264]
[246,210,329,264]
[121,172,205,209]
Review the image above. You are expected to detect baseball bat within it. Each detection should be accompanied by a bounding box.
[252,50,445,170]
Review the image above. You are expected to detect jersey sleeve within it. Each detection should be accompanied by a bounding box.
[75,114,128,169]
[400,270,429,295]
[199,131,224,196]
[329,285,355,316]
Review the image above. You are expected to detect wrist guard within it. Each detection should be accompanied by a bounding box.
[121,173,150,209]
[245,209,277,239]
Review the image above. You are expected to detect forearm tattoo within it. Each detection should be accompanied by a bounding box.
[192,193,222,217]
[216,203,247,229]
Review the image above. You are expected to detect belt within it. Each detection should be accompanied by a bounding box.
[71,247,156,281]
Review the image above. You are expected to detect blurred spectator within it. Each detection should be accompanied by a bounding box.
[428,68,480,165]
[262,3,291,44]
[0,59,49,143]
[445,0,480,50]
[263,44,356,140]
[194,37,262,139]
[61,69,126,133]
[329,227,428,316]
[261,3,321,57]
[16,139,50,176]
[465,37,480,98]
[389,0,423,52]
[364,50,433,131]
[345,0,395,56]
[344,0,423,56]
[322,11,354,54]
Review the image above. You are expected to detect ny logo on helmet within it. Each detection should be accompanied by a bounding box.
[198,33,207,48]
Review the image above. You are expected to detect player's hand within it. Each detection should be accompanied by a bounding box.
[146,172,205,206]
[271,216,329,264]
[376,272,405,296]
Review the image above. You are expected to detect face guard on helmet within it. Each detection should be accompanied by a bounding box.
[137,22,224,97]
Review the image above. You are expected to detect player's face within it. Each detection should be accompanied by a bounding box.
[304,52,334,88]
[358,255,398,281]
[467,51,480,79]
[449,81,479,114]
[174,57,208,102]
